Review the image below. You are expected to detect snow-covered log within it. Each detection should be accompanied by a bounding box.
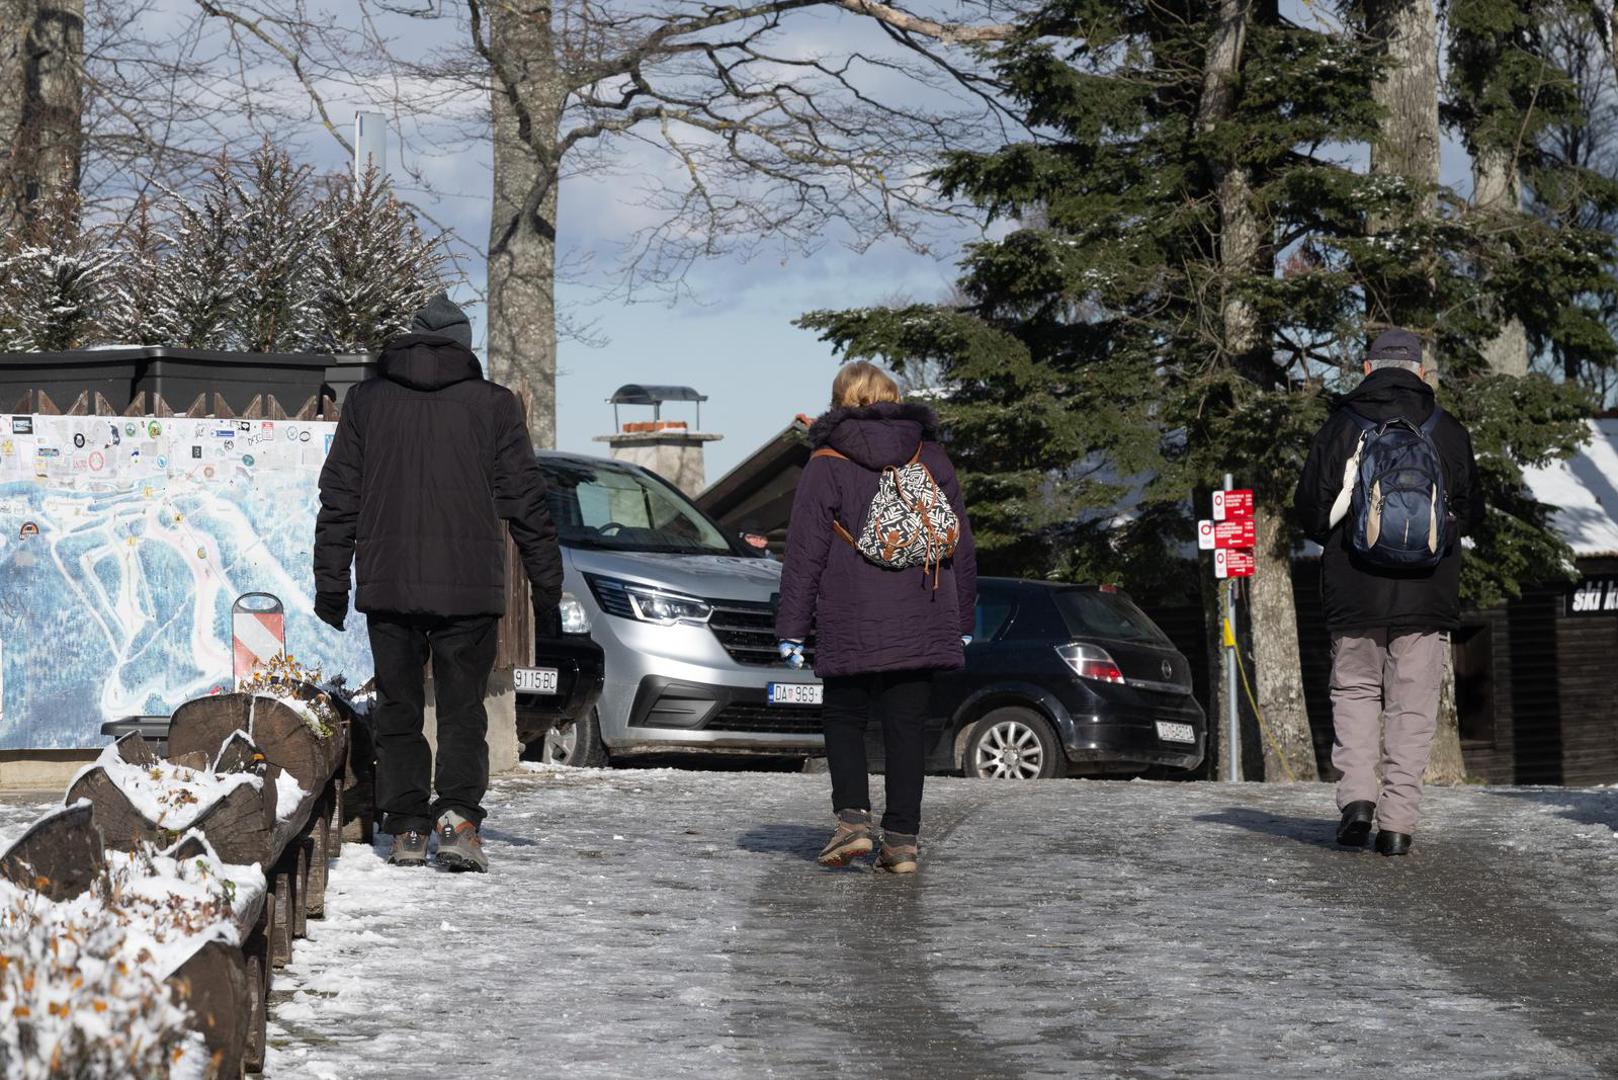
[66,749,278,868]
[0,803,105,902]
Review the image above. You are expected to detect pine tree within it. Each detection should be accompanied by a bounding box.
[229,145,319,352]
[311,166,448,354]
[0,185,111,352]
[100,198,167,346]
[150,158,240,350]
[801,1,1618,780]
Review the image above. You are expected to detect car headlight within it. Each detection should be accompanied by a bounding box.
[624,585,712,626]
[559,592,591,634]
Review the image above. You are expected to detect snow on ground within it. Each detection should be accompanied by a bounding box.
[264,769,1618,1080]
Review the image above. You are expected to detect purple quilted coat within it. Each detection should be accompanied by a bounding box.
[774,402,977,678]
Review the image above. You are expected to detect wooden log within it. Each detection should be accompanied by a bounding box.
[0,803,105,901]
[327,793,344,861]
[242,929,270,1074]
[292,839,310,939]
[213,730,264,776]
[94,392,119,416]
[66,766,277,866]
[269,865,295,968]
[34,390,62,415]
[170,695,259,763]
[170,750,210,771]
[166,939,251,1080]
[340,712,376,845]
[250,697,337,795]
[63,390,90,416]
[180,393,210,418]
[304,792,330,917]
[114,731,159,766]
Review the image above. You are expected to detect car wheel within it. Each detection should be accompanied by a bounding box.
[538,708,609,768]
[963,708,1065,780]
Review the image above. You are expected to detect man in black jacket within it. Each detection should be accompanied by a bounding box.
[1294,329,1482,857]
[314,294,563,872]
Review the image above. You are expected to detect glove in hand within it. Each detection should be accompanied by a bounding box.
[534,591,563,639]
[314,591,348,632]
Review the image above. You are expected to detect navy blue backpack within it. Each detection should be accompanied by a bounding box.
[1345,408,1451,569]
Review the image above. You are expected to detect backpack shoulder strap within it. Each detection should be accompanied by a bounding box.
[808,447,859,549]
[908,443,925,466]
[1418,405,1444,437]
[1343,408,1379,434]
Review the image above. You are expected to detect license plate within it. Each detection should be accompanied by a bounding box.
[515,667,559,694]
[1156,721,1196,744]
[767,682,823,706]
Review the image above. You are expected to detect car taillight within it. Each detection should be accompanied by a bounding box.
[1056,643,1125,684]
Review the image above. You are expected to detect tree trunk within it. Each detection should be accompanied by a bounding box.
[0,0,82,231]
[1474,148,1530,376]
[1249,505,1320,780]
[1366,0,1441,369]
[486,2,562,449]
[1196,1,1317,782]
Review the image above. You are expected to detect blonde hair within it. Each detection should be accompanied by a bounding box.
[831,361,902,408]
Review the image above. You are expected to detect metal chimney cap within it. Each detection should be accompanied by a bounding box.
[608,384,707,405]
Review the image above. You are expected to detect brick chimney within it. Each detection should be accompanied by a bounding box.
[595,384,721,496]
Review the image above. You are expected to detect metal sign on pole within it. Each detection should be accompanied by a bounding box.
[354,111,387,189]
[1201,475,1255,782]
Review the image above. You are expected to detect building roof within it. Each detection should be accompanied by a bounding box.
[1522,418,1618,558]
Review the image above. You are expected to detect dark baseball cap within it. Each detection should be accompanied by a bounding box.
[1368,328,1423,364]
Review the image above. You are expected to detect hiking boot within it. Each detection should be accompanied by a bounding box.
[387,829,429,867]
[817,809,874,867]
[435,810,489,873]
[876,832,919,875]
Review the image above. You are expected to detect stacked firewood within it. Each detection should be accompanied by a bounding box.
[0,687,373,1078]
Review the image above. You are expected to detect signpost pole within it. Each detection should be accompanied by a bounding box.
[1224,472,1240,783]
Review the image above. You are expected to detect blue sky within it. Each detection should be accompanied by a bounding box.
[138,0,1482,483]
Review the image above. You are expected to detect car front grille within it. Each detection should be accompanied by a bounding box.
[707,702,823,734]
[706,598,813,667]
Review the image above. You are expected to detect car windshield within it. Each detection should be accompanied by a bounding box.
[1054,590,1170,645]
[539,458,734,555]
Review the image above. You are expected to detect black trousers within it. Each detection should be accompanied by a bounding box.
[368,613,499,835]
[821,670,933,836]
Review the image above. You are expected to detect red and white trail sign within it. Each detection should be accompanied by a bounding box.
[232,592,286,687]
[1213,549,1256,579]
[1197,518,1257,551]
[1212,489,1255,521]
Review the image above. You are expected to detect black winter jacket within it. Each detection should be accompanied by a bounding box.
[1293,368,1482,632]
[313,334,564,617]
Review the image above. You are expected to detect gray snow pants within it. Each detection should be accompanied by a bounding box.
[1329,628,1447,836]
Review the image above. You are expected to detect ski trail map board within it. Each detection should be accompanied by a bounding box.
[0,414,373,748]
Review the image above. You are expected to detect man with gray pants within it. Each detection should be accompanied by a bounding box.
[1294,329,1482,856]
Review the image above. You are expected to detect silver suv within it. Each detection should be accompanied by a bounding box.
[533,451,823,765]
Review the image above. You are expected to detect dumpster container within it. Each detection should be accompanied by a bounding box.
[0,348,143,411]
[136,348,330,415]
[324,353,377,409]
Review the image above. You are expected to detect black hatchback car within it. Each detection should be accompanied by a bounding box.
[867,578,1206,780]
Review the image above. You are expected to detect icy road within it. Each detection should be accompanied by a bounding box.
[248,768,1616,1077]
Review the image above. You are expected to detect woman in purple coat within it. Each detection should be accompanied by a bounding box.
[775,362,977,873]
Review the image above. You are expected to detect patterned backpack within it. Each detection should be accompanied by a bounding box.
[811,445,960,575]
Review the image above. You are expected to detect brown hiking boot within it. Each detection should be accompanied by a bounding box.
[817,809,874,867]
[876,832,919,874]
[387,829,429,867]
[435,810,489,873]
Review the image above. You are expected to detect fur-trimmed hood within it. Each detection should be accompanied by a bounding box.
[805,401,940,470]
